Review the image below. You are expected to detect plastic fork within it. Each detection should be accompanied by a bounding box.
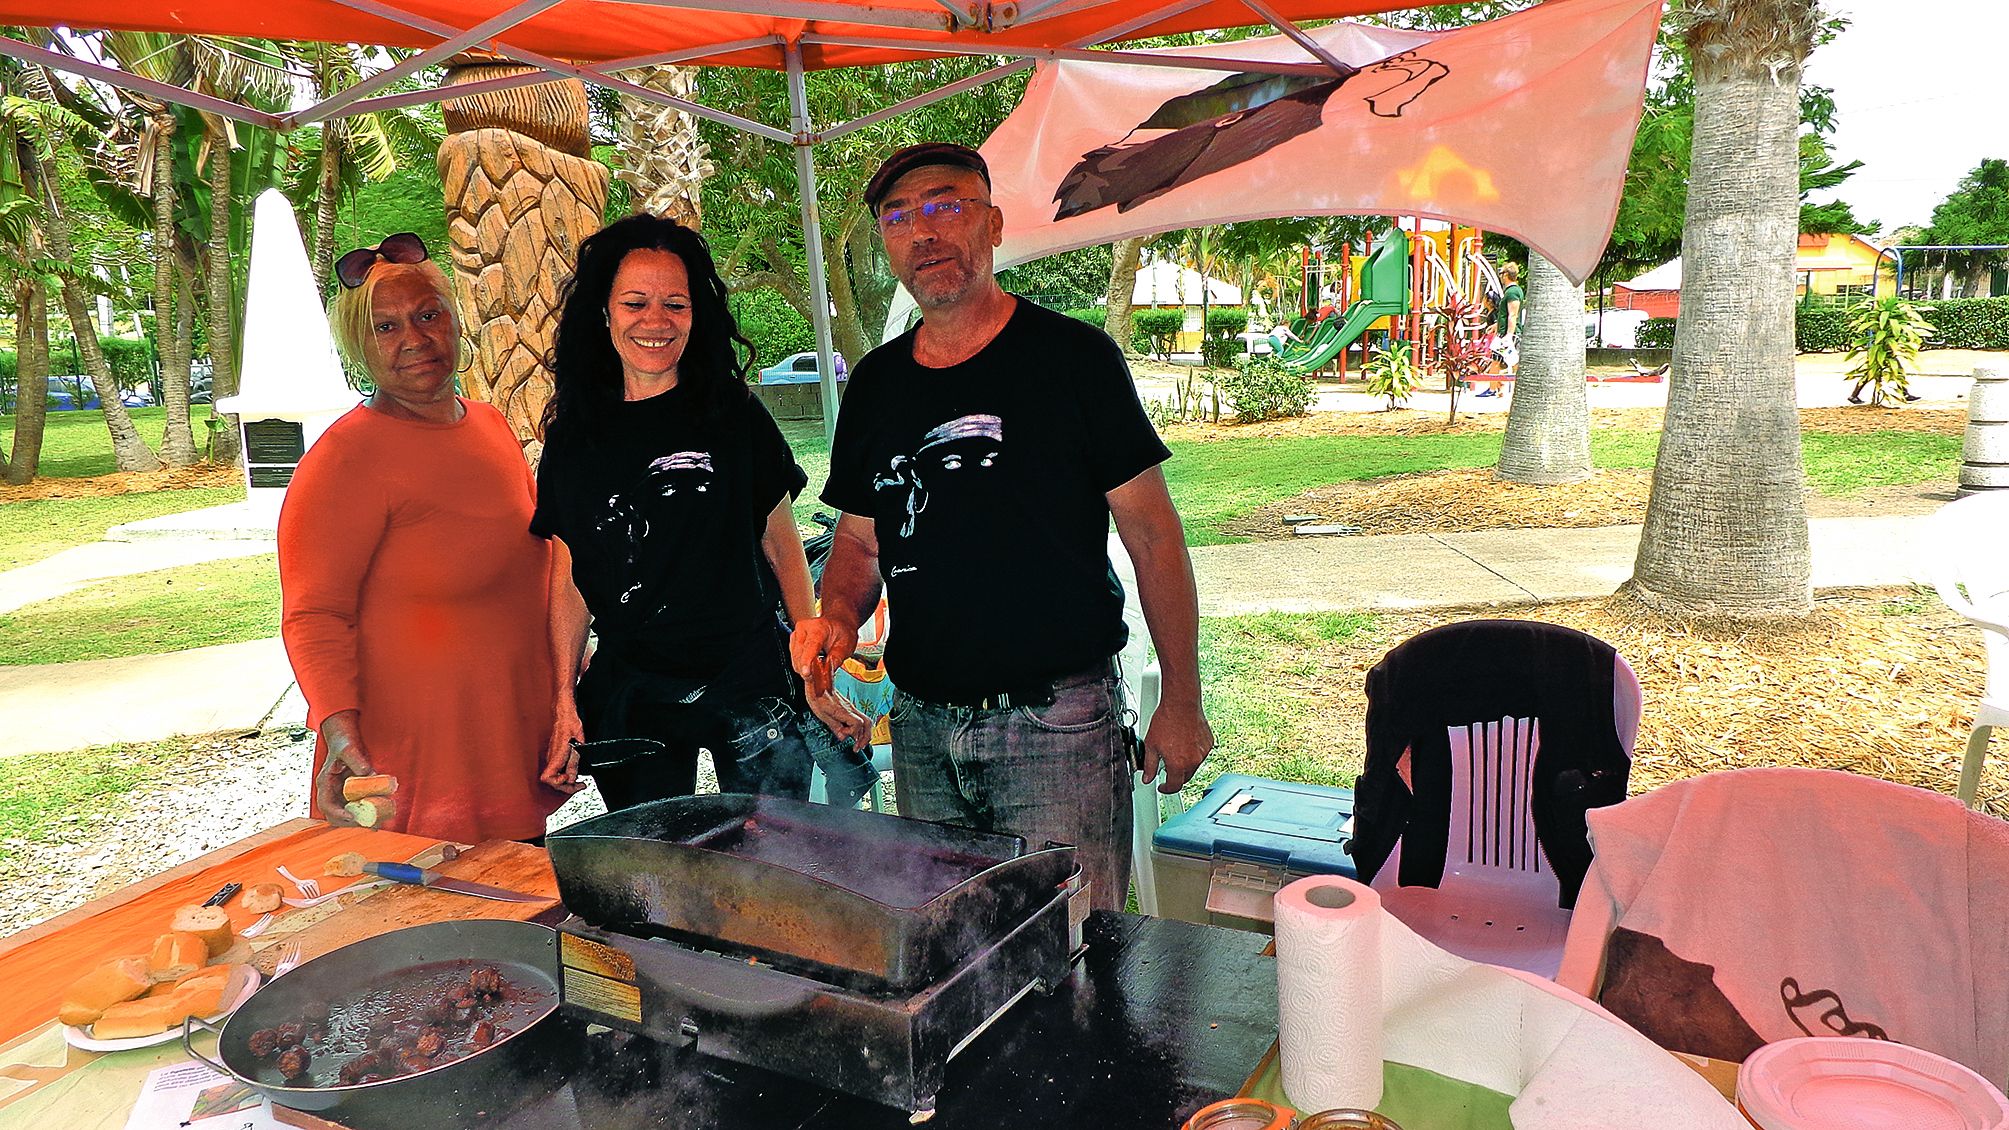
[281,878,393,910]
[276,866,320,901]
[239,912,276,938]
[272,943,303,977]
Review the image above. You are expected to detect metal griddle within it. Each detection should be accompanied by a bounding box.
[546,795,1082,1113]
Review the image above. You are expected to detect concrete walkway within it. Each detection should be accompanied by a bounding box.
[1192,514,1932,615]
[0,514,1936,759]
[0,637,302,759]
[0,536,275,615]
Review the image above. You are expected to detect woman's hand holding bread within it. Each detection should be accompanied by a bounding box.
[314,711,373,826]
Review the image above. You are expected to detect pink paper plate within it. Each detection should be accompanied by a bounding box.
[1738,1037,2009,1130]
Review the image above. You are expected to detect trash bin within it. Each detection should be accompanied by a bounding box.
[1152,773,1357,932]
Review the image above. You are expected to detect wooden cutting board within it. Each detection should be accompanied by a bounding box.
[253,840,560,975]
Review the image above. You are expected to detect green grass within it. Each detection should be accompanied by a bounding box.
[0,487,246,572]
[1164,434,1507,546]
[0,407,199,479]
[1803,431,1961,495]
[1192,610,1377,796]
[779,417,834,531]
[1157,427,1956,543]
[0,739,163,861]
[0,554,279,666]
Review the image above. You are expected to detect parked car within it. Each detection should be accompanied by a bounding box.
[758,351,847,385]
[40,375,152,410]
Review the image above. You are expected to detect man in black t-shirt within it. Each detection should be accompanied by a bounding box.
[791,142,1214,911]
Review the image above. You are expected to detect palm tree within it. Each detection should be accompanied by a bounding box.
[612,65,710,228]
[1498,254,1591,484]
[1626,0,1821,617]
[297,43,438,288]
[1104,236,1145,354]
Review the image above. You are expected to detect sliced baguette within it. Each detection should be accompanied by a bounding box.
[98,965,253,1039]
[58,957,152,1027]
[324,851,367,877]
[341,774,399,802]
[169,905,234,957]
[344,795,397,829]
[240,882,284,914]
[147,931,210,983]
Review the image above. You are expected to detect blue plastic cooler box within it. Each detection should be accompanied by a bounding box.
[1151,773,1357,932]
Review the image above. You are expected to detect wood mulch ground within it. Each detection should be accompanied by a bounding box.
[1216,587,2002,819]
[0,463,242,502]
[1217,469,1957,540]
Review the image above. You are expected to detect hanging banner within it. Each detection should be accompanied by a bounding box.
[982,0,1664,284]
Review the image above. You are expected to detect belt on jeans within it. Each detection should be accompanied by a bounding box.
[923,660,1115,713]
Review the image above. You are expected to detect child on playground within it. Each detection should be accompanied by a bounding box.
[1474,262,1522,398]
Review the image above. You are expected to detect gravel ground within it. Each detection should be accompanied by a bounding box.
[0,729,315,938]
[0,731,652,941]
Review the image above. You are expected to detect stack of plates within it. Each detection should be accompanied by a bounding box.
[1738,1037,2009,1130]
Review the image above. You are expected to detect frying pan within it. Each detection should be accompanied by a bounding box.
[183,919,561,1114]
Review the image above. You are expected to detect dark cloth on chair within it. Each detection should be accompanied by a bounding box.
[1352,619,1630,908]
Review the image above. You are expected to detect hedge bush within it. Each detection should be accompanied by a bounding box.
[1202,306,1249,367]
[1796,305,1850,353]
[45,335,154,389]
[1654,296,2009,355]
[1219,354,1315,422]
[727,289,815,372]
[1134,308,1184,359]
[1064,307,1106,329]
[1919,297,2009,350]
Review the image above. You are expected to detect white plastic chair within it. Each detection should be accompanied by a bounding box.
[1126,664,1183,914]
[1924,491,2009,807]
[1370,652,1642,979]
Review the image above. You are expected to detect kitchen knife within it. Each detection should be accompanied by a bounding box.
[203,882,241,907]
[361,862,548,903]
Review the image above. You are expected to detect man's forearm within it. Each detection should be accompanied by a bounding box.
[817,519,883,632]
[1129,530,1203,702]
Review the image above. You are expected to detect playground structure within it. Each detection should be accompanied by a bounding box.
[1872,244,2009,303]
[1269,218,1501,384]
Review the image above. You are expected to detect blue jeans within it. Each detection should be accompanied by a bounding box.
[798,712,880,810]
[888,666,1134,911]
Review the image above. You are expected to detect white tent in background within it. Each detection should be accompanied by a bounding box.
[215,189,358,510]
[1132,259,1242,307]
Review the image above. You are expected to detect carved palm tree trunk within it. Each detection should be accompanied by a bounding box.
[1628,0,1818,617]
[1498,254,1591,484]
[439,56,607,440]
[613,65,710,228]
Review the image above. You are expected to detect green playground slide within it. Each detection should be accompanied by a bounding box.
[1277,229,1412,372]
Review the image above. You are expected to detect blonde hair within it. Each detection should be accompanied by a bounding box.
[1500,262,1520,283]
[328,258,461,384]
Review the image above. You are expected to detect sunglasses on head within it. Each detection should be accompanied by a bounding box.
[336,232,429,289]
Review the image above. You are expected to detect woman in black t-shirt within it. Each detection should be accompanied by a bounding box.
[531,215,869,812]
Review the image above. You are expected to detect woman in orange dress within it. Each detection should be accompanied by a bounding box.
[277,234,565,842]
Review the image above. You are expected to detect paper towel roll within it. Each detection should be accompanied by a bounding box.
[1275,875,1384,1113]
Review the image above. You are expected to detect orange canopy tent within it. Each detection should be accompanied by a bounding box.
[0,0,1656,436]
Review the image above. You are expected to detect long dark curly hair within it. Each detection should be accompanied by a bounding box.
[541,214,753,441]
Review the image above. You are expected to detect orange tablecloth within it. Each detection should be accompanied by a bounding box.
[0,820,435,1044]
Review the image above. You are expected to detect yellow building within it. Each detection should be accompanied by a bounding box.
[1795,233,1895,298]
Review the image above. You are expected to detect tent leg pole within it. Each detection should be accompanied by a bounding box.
[786,44,842,451]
